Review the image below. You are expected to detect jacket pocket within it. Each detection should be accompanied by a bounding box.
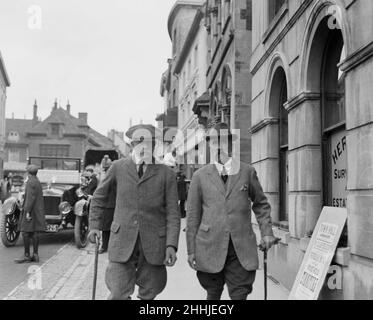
[110,222,121,234]
[158,226,167,237]
[199,224,210,232]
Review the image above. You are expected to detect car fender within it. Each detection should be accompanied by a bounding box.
[2,197,20,216]
[74,199,89,217]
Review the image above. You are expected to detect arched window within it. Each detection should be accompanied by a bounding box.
[269,67,289,225]
[172,89,177,108]
[222,66,232,125]
[172,29,177,56]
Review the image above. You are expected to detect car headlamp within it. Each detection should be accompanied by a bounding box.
[59,202,72,215]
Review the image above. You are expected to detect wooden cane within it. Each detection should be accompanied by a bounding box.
[259,238,281,301]
[92,235,100,301]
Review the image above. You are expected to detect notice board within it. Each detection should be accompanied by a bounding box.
[289,207,348,300]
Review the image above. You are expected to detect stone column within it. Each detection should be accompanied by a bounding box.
[286,93,323,239]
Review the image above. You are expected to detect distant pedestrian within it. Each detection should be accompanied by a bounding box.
[15,165,46,264]
[177,172,187,219]
[1,175,11,203]
[85,167,98,196]
[98,159,116,254]
[186,123,277,300]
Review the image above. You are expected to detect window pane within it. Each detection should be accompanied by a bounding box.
[268,0,285,22]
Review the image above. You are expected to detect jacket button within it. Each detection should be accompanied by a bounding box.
[134,221,138,225]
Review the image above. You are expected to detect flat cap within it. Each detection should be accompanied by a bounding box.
[26,164,39,174]
[126,124,161,142]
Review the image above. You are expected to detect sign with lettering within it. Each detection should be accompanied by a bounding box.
[331,131,347,208]
[289,207,347,300]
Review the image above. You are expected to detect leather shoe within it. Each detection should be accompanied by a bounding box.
[15,255,32,264]
[31,254,40,263]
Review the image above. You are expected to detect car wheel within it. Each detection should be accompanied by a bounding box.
[74,215,88,249]
[0,212,20,247]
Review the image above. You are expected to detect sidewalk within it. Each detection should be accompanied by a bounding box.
[5,221,289,300]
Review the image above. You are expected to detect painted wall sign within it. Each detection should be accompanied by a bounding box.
[331,131,347,208]
[289,207,347,300]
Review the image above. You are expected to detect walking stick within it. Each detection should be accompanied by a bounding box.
[92,235,100,301]
[259,238,281,301]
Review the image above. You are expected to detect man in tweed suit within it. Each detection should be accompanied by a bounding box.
[89,124,180,300]
[187,123,277,300]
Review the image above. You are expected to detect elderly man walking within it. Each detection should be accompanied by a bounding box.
[187,123,277,300]
[89,124,181,300]
[15,165,45,264]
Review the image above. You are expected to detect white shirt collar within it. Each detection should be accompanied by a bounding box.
[131,153,147,167]
[214,158,233,176]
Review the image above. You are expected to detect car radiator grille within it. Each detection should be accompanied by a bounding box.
[44,197,61,216]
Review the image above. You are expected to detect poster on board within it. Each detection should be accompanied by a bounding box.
[289,207,347,300]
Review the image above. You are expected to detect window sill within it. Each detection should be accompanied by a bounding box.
[262,1,288,45]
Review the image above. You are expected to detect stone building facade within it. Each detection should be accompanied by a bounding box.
[0,52,10,179]
[159,0,205,172]
[194,0,253,163]
[251,0,373,299]
[173,6,209,179]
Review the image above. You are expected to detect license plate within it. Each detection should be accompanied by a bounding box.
[46,224,59,233]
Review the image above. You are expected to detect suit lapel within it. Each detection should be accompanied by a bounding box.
[207,165,226,196]
[226,161,242,198]
[139,165,159,185]
[126,159,140,183]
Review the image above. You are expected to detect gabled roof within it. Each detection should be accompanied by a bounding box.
[167,0,205,39]
[28,107,85,136]
[7,104,115,150]
[5,119,34,144]
[88,127,115,149]
[0,51,10,87]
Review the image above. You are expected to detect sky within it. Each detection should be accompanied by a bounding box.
[0,0,176,136]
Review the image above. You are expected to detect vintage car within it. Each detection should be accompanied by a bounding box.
[0,156,91,249]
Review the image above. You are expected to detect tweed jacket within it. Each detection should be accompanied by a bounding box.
[186,161,274,273]
[90,158,180,266]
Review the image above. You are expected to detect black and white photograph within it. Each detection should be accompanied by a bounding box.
[0,0,372,305]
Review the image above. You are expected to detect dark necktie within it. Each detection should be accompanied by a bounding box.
[221,174,228,184]
[221,167,228,184]
[138,162,145,179]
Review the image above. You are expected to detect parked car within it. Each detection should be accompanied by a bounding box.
[0,156,90,249]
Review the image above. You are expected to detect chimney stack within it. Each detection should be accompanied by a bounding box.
[78,113,88,125]
[66,100,71,114]
[33,100,38,126]
[33,100,38,119]
[53,99,58,111]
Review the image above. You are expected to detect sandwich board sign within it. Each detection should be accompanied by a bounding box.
[289,207,347,300]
